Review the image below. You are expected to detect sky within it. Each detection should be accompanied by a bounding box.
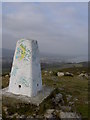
[2,2,88,56]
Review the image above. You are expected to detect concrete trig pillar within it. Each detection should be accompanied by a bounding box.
[8,39,42,97]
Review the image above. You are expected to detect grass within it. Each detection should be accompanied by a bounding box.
[2,96,37,117]
[2,66,88,118]
[42,67,88,118]
[2,76,9,88]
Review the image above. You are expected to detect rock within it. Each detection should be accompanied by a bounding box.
[73,98,78,101]
[5,75,9,77]
[57,72,64,77]
[44,71,47,73]
[84,73,88,78]
[64,72,73,77]
[85,101,88,104]
[68,102,74,106]
[59,88,64,91]
[0,115,2,120]
[36,115,44,119]
[13,113,18,117]
[55,93,63,102]
[16,105,20,109]
[44,109,55,118]
[27,116,32,119]
[66,95,72,102]
[52,93,64,105]
[16,115,21,119]
[60,111,81,119]
[79,73,85,77]
[51,76,58,81]
[3,106,8,115]
[19,115,26,119]
[27,116,33,119]
[49,71,53,74]
[53,110,61,118]
[8,113,19,119]
[32,113,36,118]
[60,106,72,112]
[79,73,88,79]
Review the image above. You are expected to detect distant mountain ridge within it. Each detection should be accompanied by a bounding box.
[1,48,88,63]
[2,48,14,58]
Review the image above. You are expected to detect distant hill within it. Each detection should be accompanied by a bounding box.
[1,48,88,63]
[2,48,14,58]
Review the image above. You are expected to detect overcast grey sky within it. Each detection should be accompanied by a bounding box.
[2,2,88,56]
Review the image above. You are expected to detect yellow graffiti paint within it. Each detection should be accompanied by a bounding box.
[19,44,26,60]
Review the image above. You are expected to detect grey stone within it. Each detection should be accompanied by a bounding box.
[0,114,2,120]
[55,93,63,102]
[5,75,9,77]
[69,102,74,106]
[60,106,72,112]
[79,73,88,79]
[3,106,8,115]
[44,109,55,119]
[49,71,53,74]
[73,98,78,101]
[64,72,73,77]
[27,116,32,119]
[85,101,88,104]
[60,111,81,119]
[66,94,72,102]
[57,72,64,77]
[59,88,64,91]
[52,93,64,105]
[19,115,26,119]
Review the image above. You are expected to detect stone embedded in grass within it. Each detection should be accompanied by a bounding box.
[64,72,74,77]
[73,98,78,101]
[60,106,72,112]
[84,101,88,104]
[66,94,72,102]
[5,75,9,78]
[57,72,64,77]
[60,111,81,119]
[79,73,88,79]
[3,106,8,115]
[58,88,64,91]
[55,93,63,102]
[49,71,53,74]
[44,109,55,119]
[68,102,74,106]
[52,93,64,105]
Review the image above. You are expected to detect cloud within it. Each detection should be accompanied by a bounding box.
[2,2,88,55]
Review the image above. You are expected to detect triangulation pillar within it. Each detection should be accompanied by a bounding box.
[8,39,42,97]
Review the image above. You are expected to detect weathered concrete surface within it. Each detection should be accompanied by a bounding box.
[1,86,54,106]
